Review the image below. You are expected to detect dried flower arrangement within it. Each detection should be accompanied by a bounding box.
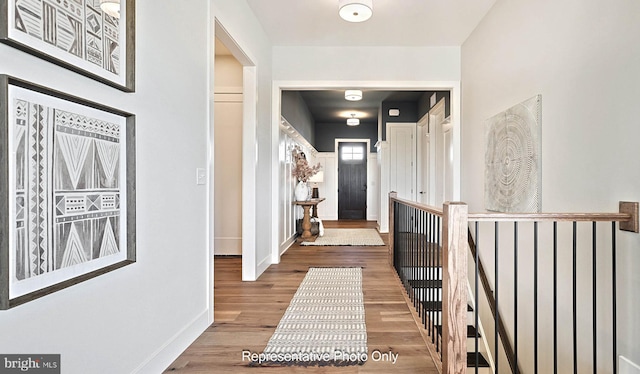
[291,146,321,182]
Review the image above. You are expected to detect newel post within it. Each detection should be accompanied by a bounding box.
[442,202,468,374]
[388,192,397,266]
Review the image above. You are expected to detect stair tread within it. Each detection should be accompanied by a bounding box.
[421,300,474,312]
[467,352,491,368]
[409,279,442,288]
[435,324,481,338]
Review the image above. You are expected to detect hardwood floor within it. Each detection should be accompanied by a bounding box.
[164,221,437,373]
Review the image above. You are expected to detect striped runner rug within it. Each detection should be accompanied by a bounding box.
[301,228,384,246]
[251,267,367,366]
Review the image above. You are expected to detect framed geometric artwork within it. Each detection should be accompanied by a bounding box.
[0,75,136,309]
[0,0,135,92]
[485,95,541,213]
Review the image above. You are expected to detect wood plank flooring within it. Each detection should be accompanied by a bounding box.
[164,221,438,373]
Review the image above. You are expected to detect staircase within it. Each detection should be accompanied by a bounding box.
[402,266,492,373]
[390,194,637,374]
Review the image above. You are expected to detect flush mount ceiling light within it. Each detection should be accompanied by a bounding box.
[100,0,120,18]
[347,114,360,126]
[345,89,363,101]
[338,0,373,23]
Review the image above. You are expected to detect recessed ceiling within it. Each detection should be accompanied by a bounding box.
[247,0,497,47]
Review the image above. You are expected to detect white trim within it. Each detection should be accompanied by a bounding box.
[213,17,258,282]
[620,356,640,374]
[205,0,214,326]
[280,236,296,256]
[214,237,242,255]
[271,85,282,265]
[241,65,257,281]
[213,93,243,102]
[416,112,432,205]
[133,310,210,374]
[212,6,260,282]
[214,86,243,94]
[376,141,389,233]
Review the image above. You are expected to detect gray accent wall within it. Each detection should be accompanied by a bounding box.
[281,91,315,144]
[314,122,378,153]
[380,101,419,140]
[418,91,451,120]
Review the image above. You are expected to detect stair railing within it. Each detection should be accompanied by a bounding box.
[389,192,639,374]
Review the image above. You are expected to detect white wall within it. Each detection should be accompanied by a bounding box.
[0,1,211,373]
[314,152,338,220]
[273,46,460,81]
[278,130,301,253]
[462,0,640,370]
[0,0,273,372]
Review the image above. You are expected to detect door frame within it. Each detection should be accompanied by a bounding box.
[417,112,434,205]
[335,138,370,220]
[211,19,259,290]
[387,123,417,202]
[429,99,447,206]
[271,80,461,263]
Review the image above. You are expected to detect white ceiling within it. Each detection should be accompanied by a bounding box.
[246,0,497,47]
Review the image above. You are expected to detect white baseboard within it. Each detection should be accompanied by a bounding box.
[256,255,270,279]
[214,237,241,255]
[280,235,296,256]
[621,356,640,374]
[133,310,210,374]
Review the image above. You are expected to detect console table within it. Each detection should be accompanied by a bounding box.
[293,198,325,242]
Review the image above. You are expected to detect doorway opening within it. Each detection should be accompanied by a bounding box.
[211,18,259,296]
[213,37,243,257]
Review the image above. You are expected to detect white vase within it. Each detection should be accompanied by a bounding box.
[294,181,309,201]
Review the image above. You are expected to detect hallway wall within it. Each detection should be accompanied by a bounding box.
[0,1,212,373]
[462,0,640,370]
[0,0,273,372]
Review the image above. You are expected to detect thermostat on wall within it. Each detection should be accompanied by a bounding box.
[389,109,400,116]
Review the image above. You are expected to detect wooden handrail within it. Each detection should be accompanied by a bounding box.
[388,194,638,374]
[469,212,631,222]
[389,195,444,217]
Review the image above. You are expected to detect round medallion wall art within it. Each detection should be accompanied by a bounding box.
[484,95,541,213]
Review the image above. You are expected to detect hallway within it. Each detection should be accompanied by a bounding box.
[165,221,437,373]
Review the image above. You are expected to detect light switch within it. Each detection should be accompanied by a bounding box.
[196,168,206,185]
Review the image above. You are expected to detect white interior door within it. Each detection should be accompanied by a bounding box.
[388,123,416,201]
[443,120,454,203]
[417,114,432,205]
[431,100,450,206]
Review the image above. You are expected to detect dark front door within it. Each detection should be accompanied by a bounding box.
[338,142,367,220]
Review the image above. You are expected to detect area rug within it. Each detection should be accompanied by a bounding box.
[301,228,384,246]
[250,267,367,366]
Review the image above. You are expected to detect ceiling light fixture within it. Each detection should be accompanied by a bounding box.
[338,0,373,23]
[347,114,360,126]
[100,0,120,18]
[345,89,363,101]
